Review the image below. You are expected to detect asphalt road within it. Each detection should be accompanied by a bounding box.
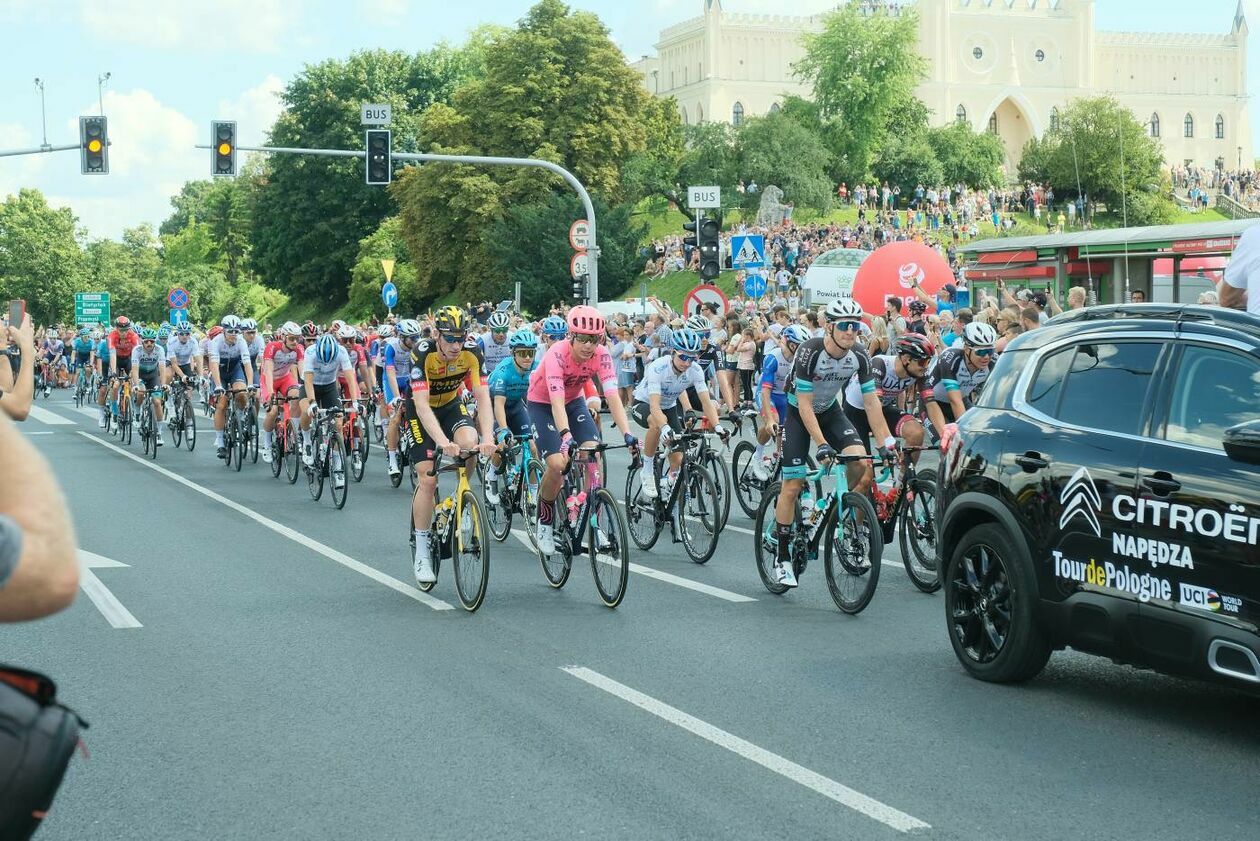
[5,393,1257,840]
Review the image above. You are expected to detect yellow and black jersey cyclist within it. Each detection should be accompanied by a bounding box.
[405,306,496,586]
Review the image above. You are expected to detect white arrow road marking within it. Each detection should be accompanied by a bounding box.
[563,666,931,834]
[27,405,75,425]
[78,550,142,629]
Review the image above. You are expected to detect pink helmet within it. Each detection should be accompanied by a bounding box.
[566,305,605,336]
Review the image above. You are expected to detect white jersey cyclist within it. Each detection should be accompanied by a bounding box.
[633,352,707,409]
[208,332,250,364]
[478,330,513,372]
[166,335,199,369]
[301,341,353,386]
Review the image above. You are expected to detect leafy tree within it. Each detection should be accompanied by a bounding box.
[620,96,686,208]
[347,217,418,318]
[676,122,740,215]
[0,189,83,324]
[927,122,1005,188]
[795,2,926,184]
[1017,135,1056,185]
[873,133,943,199]
[735,112,834,213]
[159,180,216,236]
[251,44,485,303]
[204,179,251,284]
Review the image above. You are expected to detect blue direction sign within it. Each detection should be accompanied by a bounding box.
[743,272,768,298]
[381,282,398,308]
[169,308,189,325]
[730,234,766,269]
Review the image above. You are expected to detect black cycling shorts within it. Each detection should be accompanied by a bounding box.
[631,400,683,434]
[527,397,598,458]
[780,402,863,480]
[403,399,474,465]
[495,399,533,440]
[843,402,917,456]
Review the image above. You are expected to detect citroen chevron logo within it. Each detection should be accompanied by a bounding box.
[1059,466,1102,537]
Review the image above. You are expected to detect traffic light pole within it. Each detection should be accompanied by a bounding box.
[196,143,602,305]
[0,143,81,158]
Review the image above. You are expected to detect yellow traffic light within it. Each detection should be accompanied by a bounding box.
[217,142,232,156]
[87,139,103,153]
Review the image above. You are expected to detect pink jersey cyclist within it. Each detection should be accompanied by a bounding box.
[526,339,617,405]
[261,339,304,403]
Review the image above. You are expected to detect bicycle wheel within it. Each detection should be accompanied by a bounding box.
[233,415,246,472]
[182,398,197,451]
[248,407,260,464]
[703,449,731,530]
[122,402,133,445]
[141,406,152,456]
[146,405,158,460]
[753,482,790,595]
[899,470,941,594]
[307,433,325,500]
[731,441,764,519]
[520,461,544,553]
[624,466,661,551]
[452,489,489,611]
[171,403,184,448]
[328,434,349,510]
[824,492,884,615]
[536,492,572,589]
[409,503,441,594]
[588,487,629,608]
[352,415,369,482]
[679,465,721,564]
[269,427,284,478]
[485,460,514,543]
[285,427,301,484]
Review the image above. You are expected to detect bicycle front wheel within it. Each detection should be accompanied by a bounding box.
[485,463,514,543]
[731,440,762,519]
[453,490,489,611]
[269,428,284,478]
[679,465,721,564]
[285,428,301,484]
[183,398,197,451]
[308,436,325,500]
[588,487,629,608]
[899,470,941,594]
[352,415,369,482]
[248,407,260,464]
[624,465,661,551]
[704,450,731,530]
[824,492,884,615]
[328,434,349,510]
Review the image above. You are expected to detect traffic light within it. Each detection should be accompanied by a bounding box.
[80,116,108,175]
[211,121,236,177]
[572,273,588,301]
[366,129,391,185]
[698,215,721,282]
[683,218,699,249]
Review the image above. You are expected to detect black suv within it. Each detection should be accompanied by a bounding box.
[936,304,1260,691]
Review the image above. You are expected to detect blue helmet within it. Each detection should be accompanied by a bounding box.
[315,334,338,364]
[78,327,91,337]
[508,328,539,349]
[542,316,568,338]
[158,324,172,339]
[670,328,703,354]
[782,325,810,346]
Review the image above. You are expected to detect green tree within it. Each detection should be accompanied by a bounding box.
[204,179,251,284]
[251,44,485,303]
[159,180,216,236]
[677,122,740,215]
[927,122,1005,188]
[873,133,943,200]
[0,189,83,324]
[1017,135,1056,185]
[347,216,418,318]
[735,112,834,213]
[795,2,926,183]
[620,96,686,207]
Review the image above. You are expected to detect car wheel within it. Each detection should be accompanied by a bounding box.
[944,523,1050,683]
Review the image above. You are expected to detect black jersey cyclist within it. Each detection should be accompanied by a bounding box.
[842,332,933,466]
[922,322,996,440]
[772,298,898,588]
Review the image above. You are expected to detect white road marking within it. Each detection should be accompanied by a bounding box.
[23,430,55,435]
[510,529,755,603]
[27,405,75,425]
[77,431,454,611]
[72,406,101,420]
[78,550,142,629]
[562,666,931,834]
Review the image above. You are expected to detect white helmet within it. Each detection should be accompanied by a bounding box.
[488,311,511,331]
[824,298,864,323]
[963,322,998,349]
[378,324,395,338]
[337,323,357,340]
[329,319,346,334]
[279,321,302,337]
[396,319,422,338]
[241,318,258,331]
[685,315,711,332]
[220,314,242,331]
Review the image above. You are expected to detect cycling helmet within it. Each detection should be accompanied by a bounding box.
[329,319,345,334]
[314,334,338,364]
[208,325,223,339]
[377,324,395,338]
[175,323,192,336]
[566,305,605,336]
[962,322,998,349]
[140,327,158,341]
[157,324,172,339]
[894,333,934,362]
[396,318,422,339]
[220,314,241,331]
[670,328,703,354]
[508,328,539,350]
[782,325,810,346]
[337,323,357,340]
[241,318,257,331]
[115,316,131,330]
[78,327,91,337]
[908,299,928,315]
[824,298,864,323]
[301,321,318,339]
[432,306,467,335]
[488,311,511,331]
[542,316,568,338]
[685,315,711,333]
[279,321,301,338]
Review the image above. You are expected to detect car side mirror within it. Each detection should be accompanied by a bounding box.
[1223,419,1260,466]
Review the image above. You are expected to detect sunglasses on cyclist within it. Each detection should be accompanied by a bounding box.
[439,333,466,345]
[832,321,861,333]
[675,353,697,363]
[513,348,536,357]
[572,333,600,345]
[971,347,995,358]
[224,328,241,335]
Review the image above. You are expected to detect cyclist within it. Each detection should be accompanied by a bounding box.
[106,316,141,427]
[166,323,200,381]
[922,322,996,439]
[843,332,933,469]
[300,334,358,489]
[772,298,897,589]
[369,323,393,441]
[242,319,265,389]
[259,321,305,464]
[71,328,94,393]
[479,311,514,372]
[130,327,169,446]
[300,321,319,349]
[383,318,422,478]
[526,306,637,556]
[540,316,568,349]
[39,329,65,391]
[484,328,540,505]
[404,306,496,586]
[94,328,112,427]
[632,328,725,500]
[752,323,810,479]
[208,315,256,459]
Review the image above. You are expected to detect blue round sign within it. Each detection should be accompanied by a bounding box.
[168,287,189,309]
[744,273,768,298]
[381,282,398,308]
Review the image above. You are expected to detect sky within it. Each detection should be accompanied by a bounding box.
[1,0,1257,241]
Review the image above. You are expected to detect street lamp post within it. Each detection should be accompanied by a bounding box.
[33,77,49,151]
[98,72,111,117]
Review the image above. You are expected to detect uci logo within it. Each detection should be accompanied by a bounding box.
[1060,466,1103,538]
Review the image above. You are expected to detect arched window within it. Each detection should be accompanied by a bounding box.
[987,112,998,135]
[1149,113,1160,138]
[955,104,967,125]
[769,102,781,115]
[696,104,703,123]
[1049,107,1060,132]
[732,101,744,127]
[1184,113,1194,138]
[1215,114,1225,139]
[680,106,689,126]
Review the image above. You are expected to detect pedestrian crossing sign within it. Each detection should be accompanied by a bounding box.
[730,235,765,269]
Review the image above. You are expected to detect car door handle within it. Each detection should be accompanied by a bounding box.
[1015,452,1049,471]
[1143,473,1181,495]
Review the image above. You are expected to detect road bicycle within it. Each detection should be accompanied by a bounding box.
[220,387,257,471]
[306,406,349,509]
[244,388,261,465]
[390,417,419,491]
[110,376,134,445]
[730,437,821,520]
[408,449,489,612]
[753,453,884,614]
[533,441,631,608]
[339,398,370,483]
[73,365,91,408]
[267,393,302,484]
[484,432,542,543]
[870,445,941,594]
[625,429,722,564]
[35,361,51,400]
[680,413,731,530]
[138,386,166,460]
[167,378,198,452]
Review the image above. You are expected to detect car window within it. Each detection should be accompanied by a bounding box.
[1164,344,1260,450]
[1027,342,1161,436]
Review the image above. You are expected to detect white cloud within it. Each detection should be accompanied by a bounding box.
[357,0,409,25]
[216,75,287,146]
[0,123,50,203]
[79,0,299,52]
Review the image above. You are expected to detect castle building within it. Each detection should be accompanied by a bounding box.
[630,0,1252,172]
